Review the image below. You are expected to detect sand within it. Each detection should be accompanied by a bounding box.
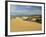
[10,17,42,32]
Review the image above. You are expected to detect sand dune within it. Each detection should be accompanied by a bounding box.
[10,17,42,32]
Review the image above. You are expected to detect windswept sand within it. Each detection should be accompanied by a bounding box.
[10,17,42,32]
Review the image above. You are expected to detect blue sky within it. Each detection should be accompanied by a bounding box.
[10,5,42,16]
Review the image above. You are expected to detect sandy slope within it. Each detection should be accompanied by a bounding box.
[10,17,42,32]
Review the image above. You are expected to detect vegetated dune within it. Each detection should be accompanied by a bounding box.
[10,17,42,32]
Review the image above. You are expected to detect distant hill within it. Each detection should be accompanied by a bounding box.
[10,14,41,16]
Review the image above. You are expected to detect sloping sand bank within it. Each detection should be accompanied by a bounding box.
[10,17,42,32]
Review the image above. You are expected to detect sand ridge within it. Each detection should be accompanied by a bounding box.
[10,17,42,32]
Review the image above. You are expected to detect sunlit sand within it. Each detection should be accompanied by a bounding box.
[10,17,42,32]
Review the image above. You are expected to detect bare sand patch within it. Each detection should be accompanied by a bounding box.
[10,17,42,32]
